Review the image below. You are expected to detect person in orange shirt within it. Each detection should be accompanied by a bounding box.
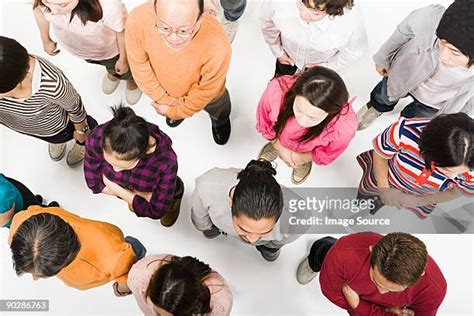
[125,0,232,145]
[8,206,146,296]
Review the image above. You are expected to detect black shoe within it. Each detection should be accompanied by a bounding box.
[202,225,221,239]
[35,195,43,204]
[211,118,231,145]
[256,246,281,262]
[47,201,60,207]
[166,118,184,128]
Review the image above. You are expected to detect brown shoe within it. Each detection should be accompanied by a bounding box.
[258,142,278,162]
[160,198,182,227]
[292,162,312,185]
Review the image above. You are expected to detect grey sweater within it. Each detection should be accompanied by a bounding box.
[191,167,301,249]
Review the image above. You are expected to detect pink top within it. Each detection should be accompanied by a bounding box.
[256,75,357,165]
[42,0,127,60]
[127,255,233,316]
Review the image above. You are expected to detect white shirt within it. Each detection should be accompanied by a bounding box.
[260,0,368,70]
[411,63,474,109]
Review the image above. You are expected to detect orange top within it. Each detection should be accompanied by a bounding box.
[8,206,136,290]
[125,2,231,120]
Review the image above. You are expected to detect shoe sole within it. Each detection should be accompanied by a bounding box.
[291,168,312,185]
[66,158,84,168]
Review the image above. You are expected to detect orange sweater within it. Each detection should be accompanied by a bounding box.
[8,206,136,290]
[125,2,231,120]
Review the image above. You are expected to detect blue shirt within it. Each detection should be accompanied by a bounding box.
[0,175,23,228]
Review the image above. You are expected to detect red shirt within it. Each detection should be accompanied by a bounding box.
[320,232,447,316]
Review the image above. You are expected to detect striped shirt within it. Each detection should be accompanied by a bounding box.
[358,118,474,218]
[0,55,87,137]
[84,123,178,219]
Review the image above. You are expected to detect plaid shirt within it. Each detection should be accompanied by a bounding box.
[84,123,178,219]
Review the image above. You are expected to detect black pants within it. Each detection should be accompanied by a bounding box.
[203,89,232,126]
[86,55,133,81]
[308,237,337,272]
[274,59,298,77]
[5,177,42,209]
[174,177,185,200]
[33,115,98,144]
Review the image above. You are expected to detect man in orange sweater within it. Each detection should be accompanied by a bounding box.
[126,0,232,145]
[8,206,146,296]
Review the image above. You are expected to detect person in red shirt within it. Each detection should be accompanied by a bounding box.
[296,232,447,316]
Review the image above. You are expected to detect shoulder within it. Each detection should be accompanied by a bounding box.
[196,168,240,186]
[198,15,231,54]
[128,2,153,26]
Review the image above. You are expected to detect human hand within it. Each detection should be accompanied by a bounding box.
[114,57,129,75]
[375,64,389,77]
[290,152,312,168]
[73,130,89,144]
[134,191,153,203]
[272,140,296,168]
[113,282,132,297]
[43,39,60,56]
[378,188,404,209]
[277,52,295,66]
[386,307,415,315]
[342,284,360,309]
[152,102,172,116]
[399,193,424,208]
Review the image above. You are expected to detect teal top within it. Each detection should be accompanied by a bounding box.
[0,174,23,228]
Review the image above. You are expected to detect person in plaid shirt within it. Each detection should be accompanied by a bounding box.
[84,106,183,227]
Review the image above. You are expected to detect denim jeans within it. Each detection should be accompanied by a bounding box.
[32,115,99,145]
[370,78,439,118]
[308,237,337,272]
[221,0,247,21]
[125,236,147,260]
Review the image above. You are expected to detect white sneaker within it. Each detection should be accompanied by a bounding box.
[102,73,120,95]
[66,143,85,167]
[221,18,238,43]
[296,257,318,285]
[48,143,66,161]
[357,103,382,131]
[126,85,142,105]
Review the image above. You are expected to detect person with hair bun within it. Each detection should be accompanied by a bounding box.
[191,159,300,262]
[356,112,474,218]
[256,66,357,184]
[127,254,233,315]
[84,105,183,226]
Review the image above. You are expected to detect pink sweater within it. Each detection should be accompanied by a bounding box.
[256,75,357,165]
[127,255,233,316]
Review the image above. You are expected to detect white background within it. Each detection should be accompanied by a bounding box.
[0,0,472,315]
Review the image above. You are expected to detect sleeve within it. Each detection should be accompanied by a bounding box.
[455,172,474,197]
[125,12,171,102]
[311,119,357,165]
[54,69,87,123]
[0,189,16,214]
[326,12,368,71]
[111,242,137,283]
[162,43,232,120]
[372,118,403,160]
[84,132,106,194]
[259,0,285,58]
[372,7,418,68]
[207,275,233,316]
[132,164,178,219]
[191,177,214,231]
[255,79,281,140]
[102,0,127,32]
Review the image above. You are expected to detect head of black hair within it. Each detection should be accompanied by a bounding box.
[0,36,30,94]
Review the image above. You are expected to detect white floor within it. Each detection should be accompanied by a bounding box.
[0,0,472,315]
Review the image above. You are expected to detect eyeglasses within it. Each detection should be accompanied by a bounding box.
[155,25,195,39]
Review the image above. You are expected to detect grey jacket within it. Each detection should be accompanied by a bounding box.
[373,5,474,116]
[191,167,302,249]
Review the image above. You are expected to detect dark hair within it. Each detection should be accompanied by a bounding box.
[10,213,81,278]
[370,233,428,287]
[0,36,30,94]
[154,0,204,19]
[273,66,349,143]
[147,256,212,315]
[302,0,354,16]
[419,113,474,171]
[231,160,283,221]
[33,0,103,25]
[103,105,151,161]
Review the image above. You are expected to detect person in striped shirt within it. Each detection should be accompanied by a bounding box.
[84,106,183,227]
[356,112,474,218]
[0,36,97,167]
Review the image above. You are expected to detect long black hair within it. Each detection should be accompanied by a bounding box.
[419,112,474,171]
[273,66,349,143]
[34,0,103,25]
[0,36,30,93]
[146,256,212,315]
[232,160,283,221]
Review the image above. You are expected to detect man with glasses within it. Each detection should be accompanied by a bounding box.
[126,0,232,145]
[296,232,447,315]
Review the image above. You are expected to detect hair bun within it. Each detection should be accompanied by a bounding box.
[237,159,277,179]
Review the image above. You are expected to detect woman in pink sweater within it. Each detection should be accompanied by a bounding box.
[256,66,357,184]
[127,254,233,316]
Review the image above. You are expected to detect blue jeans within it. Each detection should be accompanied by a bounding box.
[221,0,247,21]
[370,78,439,118]
[125,236,147,260]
